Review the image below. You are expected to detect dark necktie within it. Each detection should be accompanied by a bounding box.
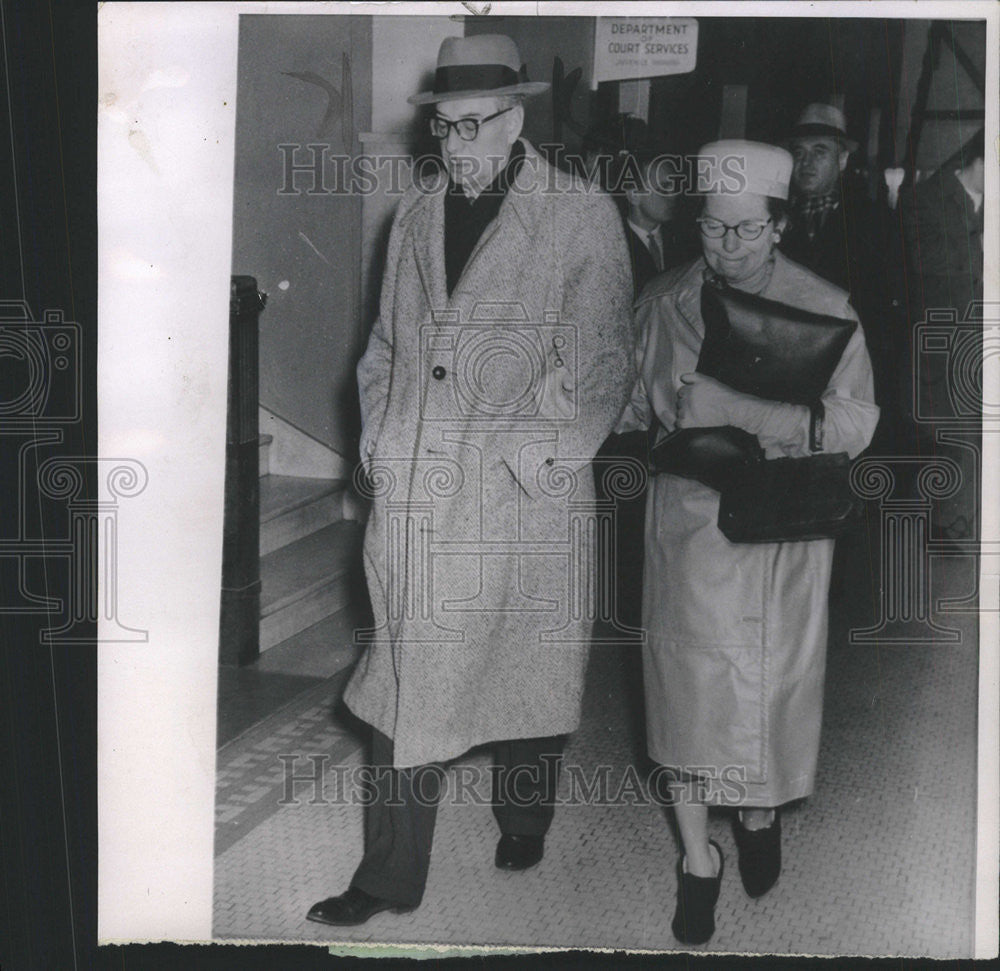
[647,231,663,272]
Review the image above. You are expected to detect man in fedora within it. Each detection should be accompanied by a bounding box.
[306,34,634,926]
[780,102,889,414]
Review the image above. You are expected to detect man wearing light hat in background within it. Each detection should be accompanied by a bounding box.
[782,103,868,286]
[780,103,889,410]
[618,139,877,943]
[306,34,634,927]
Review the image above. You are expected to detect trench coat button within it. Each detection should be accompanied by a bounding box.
[432,365,446,380]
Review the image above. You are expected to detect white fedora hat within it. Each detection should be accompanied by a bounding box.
[408,34,550,106]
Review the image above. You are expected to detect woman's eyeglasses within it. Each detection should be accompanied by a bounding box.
[429,106,514,142]
[696,216,772,241]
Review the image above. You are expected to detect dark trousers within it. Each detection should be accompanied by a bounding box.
[349,728,565,907]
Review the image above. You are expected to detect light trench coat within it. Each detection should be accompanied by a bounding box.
[620,253,879,805]
[343,140,634,768]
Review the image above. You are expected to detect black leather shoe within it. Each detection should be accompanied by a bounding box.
[305,886,415,926]
[734,809,781,898]
[495,834,544,871]
[671,840,724,946]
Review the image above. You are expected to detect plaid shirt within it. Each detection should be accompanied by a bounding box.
[791,192,840,242]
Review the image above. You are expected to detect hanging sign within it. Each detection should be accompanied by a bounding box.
[592,18,698,88]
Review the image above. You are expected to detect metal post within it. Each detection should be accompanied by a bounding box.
[219,276,265,665]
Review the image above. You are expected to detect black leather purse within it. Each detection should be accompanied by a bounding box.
[648,425,763,493]
[698,278,856,405]
[701,279,861,541]
[649,278,862,541]
[717,451,860,542]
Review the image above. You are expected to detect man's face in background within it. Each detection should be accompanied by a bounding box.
[632,158,680,226]
[791,136,848,197]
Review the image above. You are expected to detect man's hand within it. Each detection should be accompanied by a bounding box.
[359,429,377,475]
[534,338,576,420]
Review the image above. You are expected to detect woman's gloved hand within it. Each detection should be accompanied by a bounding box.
[676,372,756,428]
[676,372,809,448]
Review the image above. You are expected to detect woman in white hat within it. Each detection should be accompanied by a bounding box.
[618,140,879,944]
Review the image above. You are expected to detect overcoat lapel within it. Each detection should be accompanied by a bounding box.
[409,141,542,311]
[453,158,543,297]
[409,190,448,312]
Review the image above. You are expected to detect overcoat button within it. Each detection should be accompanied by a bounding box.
[432,365,446,380]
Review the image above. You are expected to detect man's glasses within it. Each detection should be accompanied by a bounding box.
[696,216,773,241]
[430,106,514,142]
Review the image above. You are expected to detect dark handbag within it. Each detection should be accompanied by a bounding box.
[694,278,861,541]
[699,279,857,404]
[718,451,861,542]
[649,425,763,493]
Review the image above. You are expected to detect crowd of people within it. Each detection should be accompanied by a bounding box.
[304,34,986,946]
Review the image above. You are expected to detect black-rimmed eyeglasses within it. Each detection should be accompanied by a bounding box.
[430,106,514,142]
[696,216,773,241]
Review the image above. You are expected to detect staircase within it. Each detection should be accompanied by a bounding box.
[218,278,368,743]
[255,440,369,677]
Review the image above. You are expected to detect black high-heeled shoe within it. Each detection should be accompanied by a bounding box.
[671,839,724,945]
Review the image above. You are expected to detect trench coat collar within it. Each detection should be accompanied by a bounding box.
[405,138,547,310]
[671,251,798,338]
[673,258,709,339]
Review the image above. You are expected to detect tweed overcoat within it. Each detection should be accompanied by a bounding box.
[343,140,634,768]
[619,253,879,806]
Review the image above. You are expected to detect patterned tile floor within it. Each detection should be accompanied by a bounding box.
[213,546,980,956]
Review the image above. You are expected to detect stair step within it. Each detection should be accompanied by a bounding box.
[260,475,347,555]
[259,521,364,652]
[253,606,368,679]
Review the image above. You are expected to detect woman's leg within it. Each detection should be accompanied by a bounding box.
[740,807,776,831]
[670,775,724,945]
[673,781,718,876]
[733,803,781,898]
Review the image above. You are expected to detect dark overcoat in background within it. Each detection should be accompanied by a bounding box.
[901,167,984,316]
[780,184,892,409]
